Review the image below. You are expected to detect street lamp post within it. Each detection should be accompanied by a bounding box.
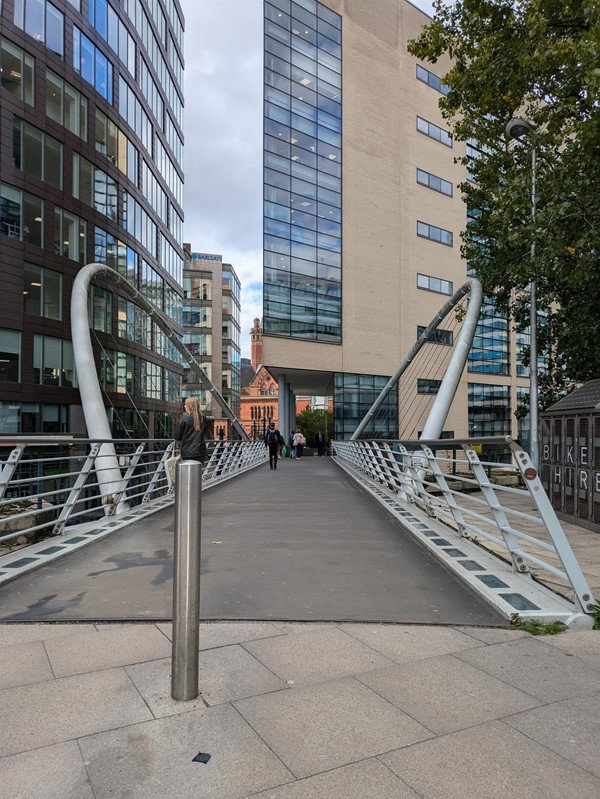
[506,116,539,471]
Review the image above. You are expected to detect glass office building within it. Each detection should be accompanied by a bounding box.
[261,0,532,443]
[0,0,185,436]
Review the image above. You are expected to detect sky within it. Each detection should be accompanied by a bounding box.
[179,0,436,357]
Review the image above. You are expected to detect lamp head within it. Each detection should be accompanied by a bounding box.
[505,116,536,141]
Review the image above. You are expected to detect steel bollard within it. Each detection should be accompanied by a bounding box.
[171,459,202,700]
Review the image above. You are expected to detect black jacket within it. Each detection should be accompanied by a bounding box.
[174,413,209,462]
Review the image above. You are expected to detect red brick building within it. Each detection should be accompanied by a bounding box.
[240,319,279,440]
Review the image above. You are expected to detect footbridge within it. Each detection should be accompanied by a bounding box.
[0,435,595,628]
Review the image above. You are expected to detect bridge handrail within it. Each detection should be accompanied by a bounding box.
[0,437,266,544]
[331,437,596,617]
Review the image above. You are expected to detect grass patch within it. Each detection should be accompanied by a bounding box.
[510,614,566,635]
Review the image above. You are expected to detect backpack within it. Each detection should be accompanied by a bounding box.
[267,429,279,445]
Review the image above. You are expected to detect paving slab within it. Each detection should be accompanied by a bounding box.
[234,676,433,779]
[242,626,395,686]
[358,654,542,734]
[250,758,420,798]
[381,720,600,799]
[504,692,600,778]
[78,703,294,799]
[156,620,285,649]
[0,622,92,644]
[0,667,153,757]
[455,636,600,701]
[455,625,530,645]
[0,640,54,689]
[126,644,286,715]
[340,623,484,663]
[0,741,94,799]
[539,629,600,664]
[44,623,171,677]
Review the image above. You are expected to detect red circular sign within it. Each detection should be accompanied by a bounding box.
[524,467,537,480]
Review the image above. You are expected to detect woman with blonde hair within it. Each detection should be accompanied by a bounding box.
[174,396,209,464]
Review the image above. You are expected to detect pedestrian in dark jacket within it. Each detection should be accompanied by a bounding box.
[316,430,326,456]
[265,422,283,469]
[174,396,209,463]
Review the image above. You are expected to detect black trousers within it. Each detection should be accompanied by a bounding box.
[268,444,279,468]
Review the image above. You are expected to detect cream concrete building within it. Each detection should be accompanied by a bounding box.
[262,0,530,444]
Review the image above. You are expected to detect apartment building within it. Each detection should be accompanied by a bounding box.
[181,249,241,435]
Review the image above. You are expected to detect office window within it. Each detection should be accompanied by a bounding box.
[24,263,62,319]
[183,332,211,357]
[1,40,34,104]
[73,27,113,103]
[417,378,442,395]
[89,285,112,332]
[0,329,21,382]
[417,221,453,247]
[33,335,77,387]
[72,154,117,221]
[0,183,43,246]
[140,360,162,398]
[54,207,87,263]
[117,298,151,347]
[333,372,398,440]
[416,64,449,95]
[417,273,453,295]
[417,168,453,197]
[417,326,453,346]
[468,383,511,437]
[46,70,88,139]
[468,301,509,375]
[13,118,63,189]
[14,0,64,57]
[416,116,452,147]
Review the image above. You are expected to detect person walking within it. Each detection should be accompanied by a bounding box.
[265,422,283,469]
[316,430,326,456]
[293,430,305,459]
[174,396,209,464]
[289,430,297,460]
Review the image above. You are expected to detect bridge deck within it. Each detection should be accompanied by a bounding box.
[0,458,504,624]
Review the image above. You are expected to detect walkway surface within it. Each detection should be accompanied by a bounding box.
[1,620,599,798]
[0,458,502,625]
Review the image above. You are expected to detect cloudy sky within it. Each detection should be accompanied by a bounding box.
[179,0,436,356]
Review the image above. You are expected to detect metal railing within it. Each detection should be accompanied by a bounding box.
[0,436,266,546]
[332,436,597,617]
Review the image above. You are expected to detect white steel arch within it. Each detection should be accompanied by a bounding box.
[71,263,249,506]
[351,278,483,441]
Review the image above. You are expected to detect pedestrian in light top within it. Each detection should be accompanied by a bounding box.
[293,430,305,459]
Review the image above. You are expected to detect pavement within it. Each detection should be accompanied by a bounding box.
[0,619,599,798]
[1,456,599,798]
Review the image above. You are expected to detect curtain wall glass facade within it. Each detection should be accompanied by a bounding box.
[263,0,342,342]
[334,373,398,440]
[1,0,185,435]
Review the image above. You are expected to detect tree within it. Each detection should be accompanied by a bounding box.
[409,0,600,405]
[294,407,333,447]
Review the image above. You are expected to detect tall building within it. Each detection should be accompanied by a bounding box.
[262,0,531,443]
[0,0,185,437]
[181,249,241,435]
